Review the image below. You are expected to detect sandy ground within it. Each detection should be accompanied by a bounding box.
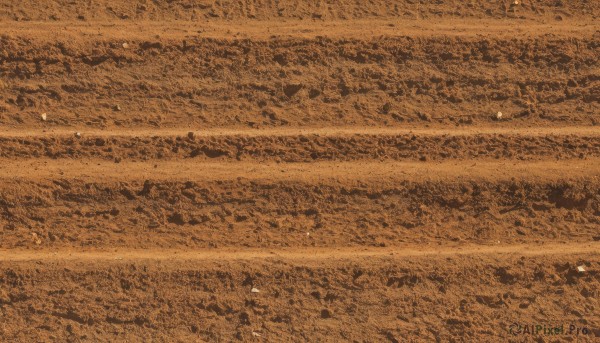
[0,1,599,342]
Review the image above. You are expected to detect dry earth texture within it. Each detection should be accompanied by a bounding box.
[0,1,599,342]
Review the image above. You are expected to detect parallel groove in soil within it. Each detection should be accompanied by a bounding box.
[2,126,599,137]
[3,242,599,262]
[1,159,597,181]
[1,20,596,39]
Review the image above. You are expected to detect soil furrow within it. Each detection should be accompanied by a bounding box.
[0,131,598,162]
[0,160,598,249]
[1,32,597,129]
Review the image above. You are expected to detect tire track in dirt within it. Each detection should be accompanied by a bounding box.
[3,242,598,262]
[1,158,597,180]
[1,20,596,39]
[2,126,600,137]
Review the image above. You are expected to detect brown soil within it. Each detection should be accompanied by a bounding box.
[1,21,598,130]
[1,128,600,161]
[0,1,599,342]
[1,246,599,342]
[0,159,599,250]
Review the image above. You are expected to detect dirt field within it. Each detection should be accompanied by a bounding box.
[0,1,598,342]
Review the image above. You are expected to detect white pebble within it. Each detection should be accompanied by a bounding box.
[251,287,260,293]
[41,113,47,121]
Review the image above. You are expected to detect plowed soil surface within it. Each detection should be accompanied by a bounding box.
[0,1,599,342]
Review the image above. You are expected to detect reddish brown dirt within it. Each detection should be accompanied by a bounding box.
[1,246,599,342]
[0,21,598,130]
[0,159,599,249]
[0,1,599,342]
[0,128,599,161]
[1,0,598,21]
